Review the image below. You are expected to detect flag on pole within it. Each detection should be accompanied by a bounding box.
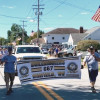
[30,30,35,37]
[92,6,100,22]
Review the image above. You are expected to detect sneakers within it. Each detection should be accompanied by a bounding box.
[6,88,13,95]
[6,90,11,95]
[9,88,13,93]
[91,87,96,93]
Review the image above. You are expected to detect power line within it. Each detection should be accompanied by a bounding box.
[44,0,66,16]
[0,13,27,19]
[55,0,95,13]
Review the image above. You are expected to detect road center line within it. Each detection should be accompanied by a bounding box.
[32,82,54,100]
[37,81,64,100]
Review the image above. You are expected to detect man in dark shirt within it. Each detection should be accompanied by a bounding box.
[1,47,16,95]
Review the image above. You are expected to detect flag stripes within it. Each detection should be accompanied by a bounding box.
[92,6,100,22]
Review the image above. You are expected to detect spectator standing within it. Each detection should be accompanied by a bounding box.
[0,48,3,65]
[83,46,100,93]
[54,46,59,57]
[1,47,16,95]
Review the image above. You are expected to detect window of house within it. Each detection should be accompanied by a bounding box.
[52,37,54,40]
[62,37,65,40]
[88,38,91,40]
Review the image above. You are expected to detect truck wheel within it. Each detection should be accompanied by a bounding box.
[68,53,73,57]
[58,54,63,57]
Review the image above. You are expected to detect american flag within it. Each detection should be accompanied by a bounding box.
[92,6,100,22]
[30,30,35,37]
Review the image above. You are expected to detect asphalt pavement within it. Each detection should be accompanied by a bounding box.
[0,65,100,100]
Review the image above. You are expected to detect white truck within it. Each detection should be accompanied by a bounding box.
[13,45,47,76]
[13,45,47,61]
[58,45,77,57]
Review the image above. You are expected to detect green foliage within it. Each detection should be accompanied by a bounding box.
[11,24,22,32]
[77,40,100,51]
[7,23,28,45]
[0,37,6,45]
[27,30,44,43]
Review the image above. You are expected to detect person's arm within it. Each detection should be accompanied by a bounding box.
[93,53,100,62]
[83,61,86,67]
[93,55,100,61]
[83,56,87,68]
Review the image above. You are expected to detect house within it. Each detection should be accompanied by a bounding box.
[31,27,87,45]
[83,26,100,42]
[42,27,87,45]
[70,33,88,45]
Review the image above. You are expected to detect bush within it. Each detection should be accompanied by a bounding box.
[76,40,100,51]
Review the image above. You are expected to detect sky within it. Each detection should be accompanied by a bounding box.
[0,0,100,38]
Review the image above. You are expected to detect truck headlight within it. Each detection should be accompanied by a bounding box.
[42,56,47,60]
[17,57,23,61]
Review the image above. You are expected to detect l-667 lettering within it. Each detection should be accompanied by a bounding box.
[44,66,53,71]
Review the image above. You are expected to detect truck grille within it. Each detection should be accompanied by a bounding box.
[23,57,42,60]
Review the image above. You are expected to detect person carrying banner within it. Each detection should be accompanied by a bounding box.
[0,48,3,66]
[1,47,16,95]
[83,46,100,93]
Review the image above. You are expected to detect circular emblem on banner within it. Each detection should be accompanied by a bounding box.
[67,62,78,73]
[19,66,29,75]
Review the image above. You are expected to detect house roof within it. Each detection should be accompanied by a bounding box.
[85,26,100,34]
[45,28,79,34]
[83,26,100,40]
[71,33,88,45]
[42,28,87,37]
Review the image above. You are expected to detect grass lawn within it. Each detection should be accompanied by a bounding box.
[99,66,100,71]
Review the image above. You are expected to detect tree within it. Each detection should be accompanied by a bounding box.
[0,37,6,45]
[7,30,12,43]
[36,30,44,38]
[77,40,100,51]
[26,30,44,44]
[7,23,28,45]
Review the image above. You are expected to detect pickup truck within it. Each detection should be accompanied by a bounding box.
[58,46,76,57]
[13,45,47,61]
[13,45,47,76]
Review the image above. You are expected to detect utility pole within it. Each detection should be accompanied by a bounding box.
[33,0,44,44]
[20,20,27,45]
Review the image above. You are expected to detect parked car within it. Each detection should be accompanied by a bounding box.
[41,48,48,54]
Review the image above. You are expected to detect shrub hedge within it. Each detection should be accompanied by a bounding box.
[76,40,100,51]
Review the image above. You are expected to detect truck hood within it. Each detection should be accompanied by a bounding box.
[13,53,46,58]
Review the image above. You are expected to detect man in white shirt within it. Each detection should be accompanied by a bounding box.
[83,46,100,93]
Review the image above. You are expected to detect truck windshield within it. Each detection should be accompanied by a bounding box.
[17,47,41,53]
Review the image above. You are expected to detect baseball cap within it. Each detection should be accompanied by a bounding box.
[89,46,94,50]
[8,47,12,51]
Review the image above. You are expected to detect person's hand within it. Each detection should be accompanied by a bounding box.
[81,65,84,69]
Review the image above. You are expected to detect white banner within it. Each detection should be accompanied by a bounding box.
[17,57,81,84]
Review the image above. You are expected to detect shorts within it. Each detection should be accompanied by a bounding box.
[88,70,98,82]
[4,72,15,83]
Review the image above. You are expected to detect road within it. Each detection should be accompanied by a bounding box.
[0,66,100,100]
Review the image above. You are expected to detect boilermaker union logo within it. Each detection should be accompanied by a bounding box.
[67,62,78,73]
[19,66,29,76]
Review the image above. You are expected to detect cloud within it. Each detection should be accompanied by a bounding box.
[43,27,54,31]
[2,5,15,9]
[58,14,63,17]
[29,19,37,23]
[80,12,89,15]
[27,17,32,19]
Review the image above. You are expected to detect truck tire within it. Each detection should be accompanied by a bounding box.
[68,53,73,57]
[58,53,63,57]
